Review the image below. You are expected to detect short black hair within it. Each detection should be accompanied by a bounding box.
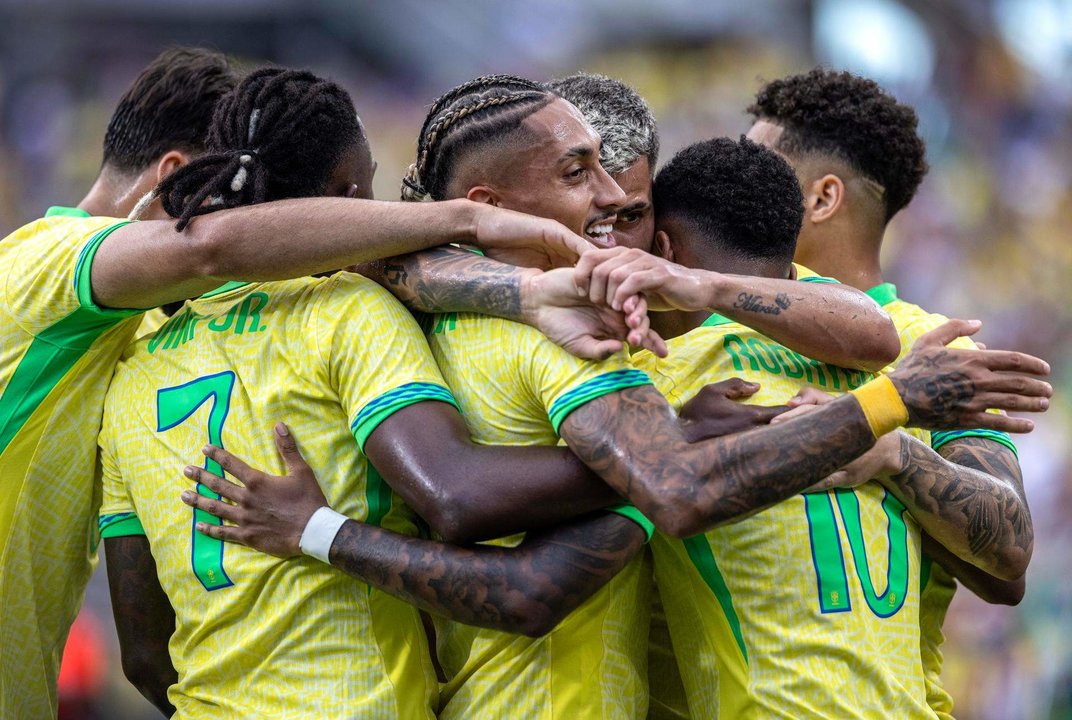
[748,67,927,222]
[403,75,553,201]
[548,73,659,175]
[156,67,363,231]
[654,136,803,265]
[102,47,237,174]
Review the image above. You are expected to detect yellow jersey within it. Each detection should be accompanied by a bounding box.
[99,274,456,719]
[426,311,654,720]
[866,282,1018,720]
[633,314,934,720]
[0,207,142,719]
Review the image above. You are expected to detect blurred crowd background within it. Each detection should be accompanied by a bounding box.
[1,0,1069,718]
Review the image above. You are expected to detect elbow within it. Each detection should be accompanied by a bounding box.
[982,574,1026,606]
[419,489,485,545]
[512,604,563,638]
[855,326,901,373]
[183,215,238,279]
[120,650,166,695]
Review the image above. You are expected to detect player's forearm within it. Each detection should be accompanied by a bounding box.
[94,197,482,309]
[327,513,645,637]
[703,272,899,371]
[878,435,1032,580]
[562,385,878,538]
[922,533,1025,606]
[104,537,178,717]
[374,245,536,320]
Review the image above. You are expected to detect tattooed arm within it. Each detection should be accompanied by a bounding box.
[573,247,900,371]
[560,320,1050,538]
[361,246,665,359]
[181,431,646,637]
[922,533,1025,606]
[104,536,177,718]
[872,435,1032,580]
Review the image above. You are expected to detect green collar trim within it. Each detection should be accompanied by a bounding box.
[866,282,898,307]
[201,281,250,299]
[701,312,734,328]
[45,206,91,218]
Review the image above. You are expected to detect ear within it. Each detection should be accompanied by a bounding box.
[466,185,502,207]
[155,150,193,184]
[654,230,675,262]
[806,174,844,224]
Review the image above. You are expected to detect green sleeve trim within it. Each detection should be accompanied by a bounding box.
[99,512,146,538]
[606,504,654,542]
[701,312,734,328]
[45,206,91,218]
[931,429,1018,458]
[351,381,460,451]
[548,368,652,434]
[73,221,144,317]
[865,282,898,307]
[799,275,840,284]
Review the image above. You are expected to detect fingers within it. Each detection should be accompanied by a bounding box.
[957,411,1035,434]
[976,350,1051,376]
[584,338,626,360]
[709,378,761,401]
[787,387,836,407]
[769,403,821,424]
[191,520,247,546]
[573,247,627,297]
[202,444,257,484]
[549,226,595,263]
[750,405,791,425]
[972,392,1050,413]
[914,319,982,347]
[587,251,639,307]
[181,488,241,524]
[183,464,245,503]
[273,423,314,475]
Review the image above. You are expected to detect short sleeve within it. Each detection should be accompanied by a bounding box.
[2,215,141,340]
[98,386,145,538]
[606,504,655,542]
[792,263,839,284]
[315,273,460,451]
[520,330,652,434]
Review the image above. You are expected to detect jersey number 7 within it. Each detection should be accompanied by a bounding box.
[157,371,237,591]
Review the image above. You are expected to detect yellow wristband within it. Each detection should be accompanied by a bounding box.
[849,375,909,438]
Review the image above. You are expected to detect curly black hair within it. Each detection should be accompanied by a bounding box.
[653,136,803,264]
[156,67,362,231]
[748,67,927,222]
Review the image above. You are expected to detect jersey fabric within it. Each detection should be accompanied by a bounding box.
[426,311,654,720]
[632,315,935,720]
[0,207,142,719]
[867,282,1018,720]
[99,274,454,719]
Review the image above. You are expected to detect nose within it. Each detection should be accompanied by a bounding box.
[593,162,626,212]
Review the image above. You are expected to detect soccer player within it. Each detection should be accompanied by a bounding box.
[746,68,1033,719]
[382,75,1048,720]
[576,135,1037,717]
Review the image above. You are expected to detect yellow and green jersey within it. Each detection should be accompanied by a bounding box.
[633,314,935,720]
[99,274,455,719]
[0,206,143,719]
[867,282,1018,720]
[426,311,654,720]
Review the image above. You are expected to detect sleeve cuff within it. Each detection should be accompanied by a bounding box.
[73,221,145,318]
[99,512,146,538]
[798,275,840,284]
[606,504,655,542]
[931,429,1018,458]
[548,368,653,434]
[351,382,460,450]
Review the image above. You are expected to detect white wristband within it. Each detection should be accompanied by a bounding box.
[299,507,349,563]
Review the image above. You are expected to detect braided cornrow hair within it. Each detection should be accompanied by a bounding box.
[154,67,361,231]
[402,74,554,202]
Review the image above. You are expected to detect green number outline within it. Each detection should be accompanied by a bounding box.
[156,371,237,591]
[805,488,910,618]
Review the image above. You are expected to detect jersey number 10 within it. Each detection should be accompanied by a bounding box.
[156,371,238,592]
[805,488,910,617]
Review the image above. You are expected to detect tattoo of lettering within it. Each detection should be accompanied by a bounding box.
[104,537,178,716]
[889,435,1031,570]
[561,385,876,533]
[733,291,791,316]
[380,246,525,319]
[329,513,645,634]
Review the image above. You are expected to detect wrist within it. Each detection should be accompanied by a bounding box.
[450,199,485,245]
[699,270,730,313]
[517,267,547,326]
[849,375,910,439]
[299,507,348,563]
